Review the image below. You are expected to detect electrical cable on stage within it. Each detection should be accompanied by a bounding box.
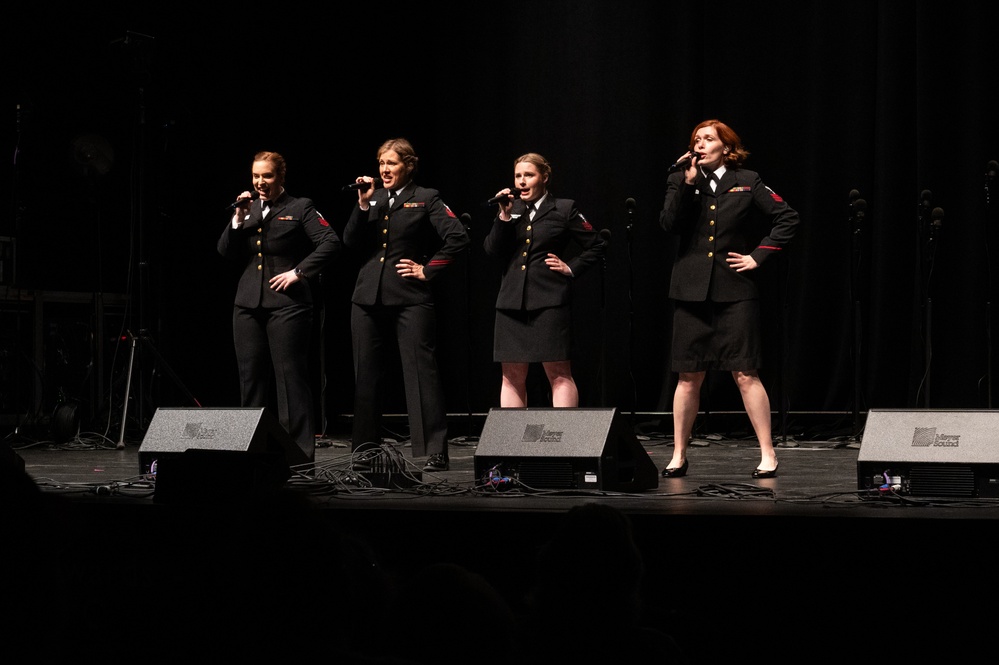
[694,483,777,500]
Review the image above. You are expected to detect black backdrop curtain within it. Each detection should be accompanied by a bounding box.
[8,1,998,435]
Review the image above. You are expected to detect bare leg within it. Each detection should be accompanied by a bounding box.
[500,362,529,407]
[542,360,578,407]
[732,370,777,471]
[669,371,705,469]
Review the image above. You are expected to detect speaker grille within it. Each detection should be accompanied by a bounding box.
[517,460,577,489]
[909,465,976,497]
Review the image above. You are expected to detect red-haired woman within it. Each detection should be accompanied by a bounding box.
[659,120,799,479]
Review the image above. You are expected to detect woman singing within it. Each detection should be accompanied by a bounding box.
[484,152,607,408]
[218,151,341,463]
[659,120,799,479]
[343,138,469,472]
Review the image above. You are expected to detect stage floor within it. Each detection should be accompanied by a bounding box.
[9,418,999,518]
[5,418,999,664]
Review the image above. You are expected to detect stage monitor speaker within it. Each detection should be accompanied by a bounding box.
[857,409,999,497]
[473,407,658,492]
[138,407,305,503]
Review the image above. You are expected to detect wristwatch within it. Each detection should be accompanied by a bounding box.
[294,268,304,278]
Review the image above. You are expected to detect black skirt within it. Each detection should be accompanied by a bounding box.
[494,306,571,362]
[671,299,762,372]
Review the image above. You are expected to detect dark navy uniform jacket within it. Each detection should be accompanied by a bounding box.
[217,193,341,307]
[484,195,607,311]
[343,184,468,306]
[660,168,799,302]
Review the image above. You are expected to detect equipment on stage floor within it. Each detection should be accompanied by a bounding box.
[857,409,999,497]
[348,440,422,488]
[138,407,306,502]
[473,407,658,492]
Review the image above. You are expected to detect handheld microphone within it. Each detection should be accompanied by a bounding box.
[343,178,383,192]
[460,213,472,227]
[599,228,612,243]
[485,190,518,206]
[625,197,636,211]
[668,153,696,172]
[229,191,259,209]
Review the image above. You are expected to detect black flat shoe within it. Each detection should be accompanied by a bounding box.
[661,459,689,478]
[752,462,779,479]
[424,453,450,472]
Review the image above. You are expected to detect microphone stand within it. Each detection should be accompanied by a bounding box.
[113,31,199,446]
[924,298,934,408]
[775,242,793,447]
[116,328,200,448]
[922,211,941,409]
[316,277,328,441]
[9,103,30,434]
[914,192,932,409]
[460,213,478,443]
[984,165,995,408]
[849,192,865,443]
[623,199,638,425]
[598,229,609,408]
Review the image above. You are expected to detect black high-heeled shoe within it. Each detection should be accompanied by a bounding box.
[752,461,779,479]
[661,459,689,478]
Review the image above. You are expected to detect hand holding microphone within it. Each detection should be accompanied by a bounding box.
[348,176,382,206]
[229,191,259,209]
[485,188,518,207]
[342,177,383,193]
[668,151,697,173]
